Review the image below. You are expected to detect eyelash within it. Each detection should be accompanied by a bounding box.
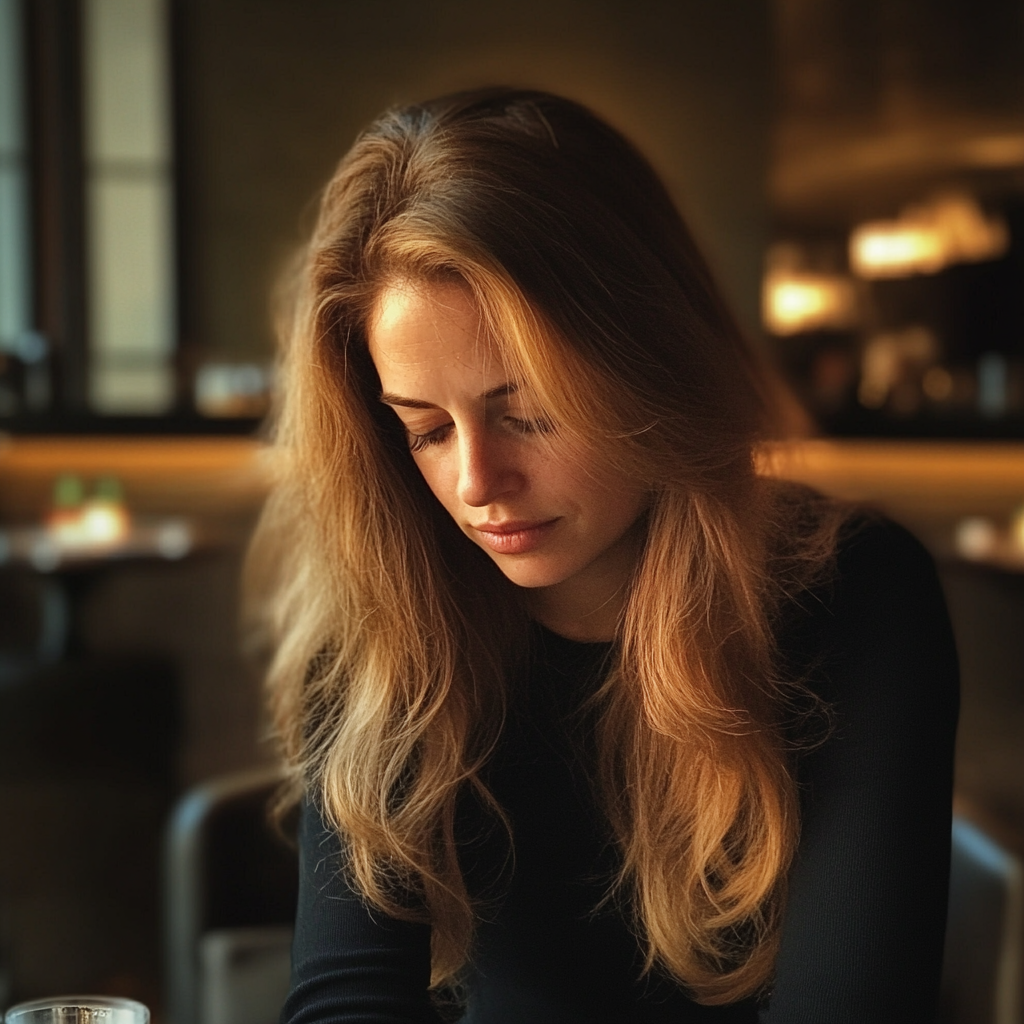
[406,425,451,453]
[406,417,550,453]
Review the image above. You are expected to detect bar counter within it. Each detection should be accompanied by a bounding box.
[1,435,1020,565]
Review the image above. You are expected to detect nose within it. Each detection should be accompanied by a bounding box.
[457,430,524,507]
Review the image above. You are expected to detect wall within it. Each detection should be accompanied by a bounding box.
[174,0,772,361]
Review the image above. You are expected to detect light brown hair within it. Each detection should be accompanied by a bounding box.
[248,87,846,1004]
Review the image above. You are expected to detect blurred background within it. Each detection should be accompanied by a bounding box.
[0,0,1022,1016]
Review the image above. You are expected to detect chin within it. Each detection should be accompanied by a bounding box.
[489,555,570,590]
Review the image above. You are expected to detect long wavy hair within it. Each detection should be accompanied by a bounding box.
[248,87,847,1005]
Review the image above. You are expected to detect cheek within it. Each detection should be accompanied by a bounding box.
[568,467,648,533]
[412,455,459,513]
[555,456,628,504]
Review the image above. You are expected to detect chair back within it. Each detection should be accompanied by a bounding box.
[164,768,298,1024]
[940,816,1023,1024]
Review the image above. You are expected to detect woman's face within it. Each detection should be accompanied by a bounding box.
[367,279,647,639]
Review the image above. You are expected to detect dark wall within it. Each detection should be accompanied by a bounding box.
[174,0,772,362]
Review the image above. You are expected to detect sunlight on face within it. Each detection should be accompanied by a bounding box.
[367,280,647,639]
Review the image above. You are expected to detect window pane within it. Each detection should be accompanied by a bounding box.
[87,176,175,413]
[83,0,170,164]
[82,0,175,415]
[0,0,31,361]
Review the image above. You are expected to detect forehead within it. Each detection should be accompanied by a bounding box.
[368,280,504,384]
[371,279,475,338]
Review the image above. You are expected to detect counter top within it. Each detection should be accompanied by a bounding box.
[2,435,1021,563]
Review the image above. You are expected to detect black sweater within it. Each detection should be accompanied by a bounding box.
[282,519,960,1023]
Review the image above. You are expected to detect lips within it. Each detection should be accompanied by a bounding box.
[471,518,559,555]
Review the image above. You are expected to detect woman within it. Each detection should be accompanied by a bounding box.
[249,88,959,1023]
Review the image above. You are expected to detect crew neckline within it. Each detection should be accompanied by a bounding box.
[532,620,616,650]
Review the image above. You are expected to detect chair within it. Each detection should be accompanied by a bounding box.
[0,568,68,687]
[164,767,299,1024]
[939,816,1024,1024]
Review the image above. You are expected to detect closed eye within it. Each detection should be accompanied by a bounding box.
[406,423,453,452]
[406,415,552,453]
[506,416,552,435]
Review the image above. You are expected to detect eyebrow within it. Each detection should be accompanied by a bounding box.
[379,382,518,409]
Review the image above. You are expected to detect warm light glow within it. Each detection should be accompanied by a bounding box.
[1011,506,1024,555]
[852,227,945,276]
[850,191,1008,279]
[45,475,132,553]
[960,134,1024,169]
[47,503,131,550]
[80,502,130,544]
[955,516,999,560]
[763,270,858,335]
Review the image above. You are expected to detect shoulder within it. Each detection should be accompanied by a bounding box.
[802,513,959,737]
[834,513,940,596]
[828,514,954,662]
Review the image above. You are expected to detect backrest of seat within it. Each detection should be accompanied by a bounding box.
[939,816,1023,1024]
[198,926,294,1024]
[164,768,298,1024]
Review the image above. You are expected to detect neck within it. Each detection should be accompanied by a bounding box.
[529,588,623,642]
[524,523,643,642]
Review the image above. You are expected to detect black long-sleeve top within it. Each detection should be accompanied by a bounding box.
[282,518,960,1023]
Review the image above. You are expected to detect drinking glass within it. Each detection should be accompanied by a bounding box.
[4,997,149,1024]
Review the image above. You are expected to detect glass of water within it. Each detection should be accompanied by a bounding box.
[4,997,149,1024]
